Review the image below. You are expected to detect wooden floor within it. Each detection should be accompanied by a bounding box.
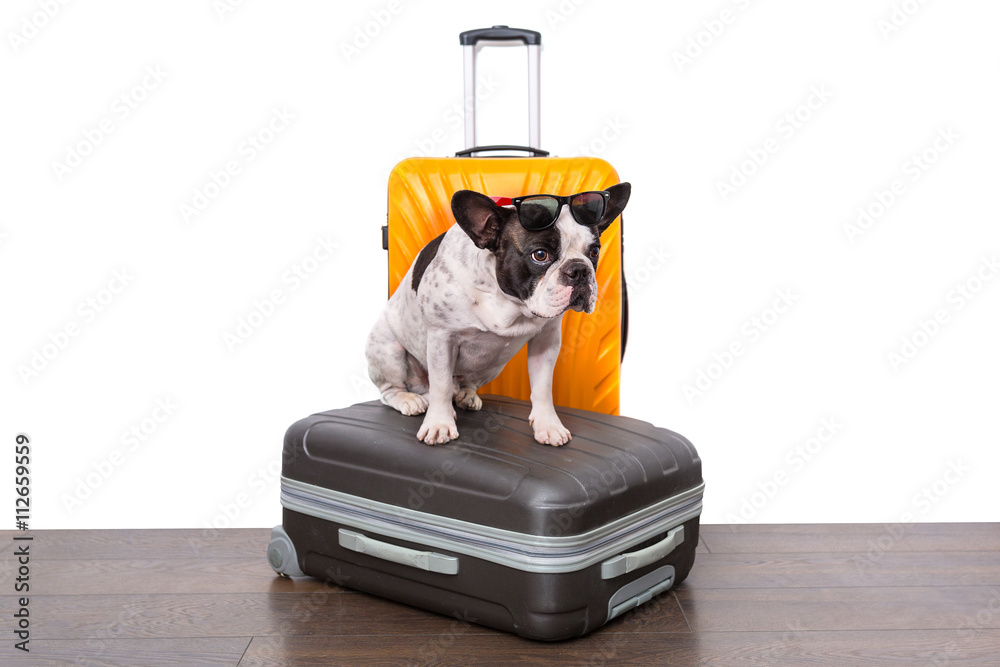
[2,524,999,666]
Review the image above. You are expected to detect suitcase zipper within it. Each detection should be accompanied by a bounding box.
[281,476,703,574]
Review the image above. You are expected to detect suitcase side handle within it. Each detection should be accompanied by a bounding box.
[338,528,459,576]
[600,525,685,579]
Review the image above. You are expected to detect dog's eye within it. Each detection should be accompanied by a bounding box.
[531,249,550,263]
[589,246,600,259]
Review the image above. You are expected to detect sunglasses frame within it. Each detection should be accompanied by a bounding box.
[510,190,611,231]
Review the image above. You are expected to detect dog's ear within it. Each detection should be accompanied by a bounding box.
[451,190,511,251]
[598,182,631,235]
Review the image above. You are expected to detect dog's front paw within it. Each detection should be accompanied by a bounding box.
[382,391,429,416]
[454,387,482,411]
[417,415,459,446]
[530,413,572,446]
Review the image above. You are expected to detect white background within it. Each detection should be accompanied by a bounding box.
[3,0,998,531]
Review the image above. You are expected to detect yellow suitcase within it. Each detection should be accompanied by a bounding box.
[383,27,626,415]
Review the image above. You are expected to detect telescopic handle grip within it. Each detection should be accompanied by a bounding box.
[459,25,541,46]
[455,144,549,157]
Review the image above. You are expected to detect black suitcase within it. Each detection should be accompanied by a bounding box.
[268,396,703,641]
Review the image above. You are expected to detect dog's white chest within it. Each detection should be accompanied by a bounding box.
[467,290,542,338]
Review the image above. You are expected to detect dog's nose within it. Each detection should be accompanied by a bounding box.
[560,260,591,286]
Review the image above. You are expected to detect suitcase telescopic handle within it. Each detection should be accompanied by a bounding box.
[601,526,685,580]
[460,25,542,156]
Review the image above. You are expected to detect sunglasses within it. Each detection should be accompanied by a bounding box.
[510,191,610,231]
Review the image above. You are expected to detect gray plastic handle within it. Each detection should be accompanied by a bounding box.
[601,525,685,579]
[339,528,459,575]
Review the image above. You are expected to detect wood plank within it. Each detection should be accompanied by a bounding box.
[37,591,441,640]
[2,523,998,666]
[4,637,251,666]
[238,629,1000,666]
[699,523,1000,554]
[0,528,269,560]
[9,557,338,595]
[674,585,1000,632]
[238,632,671,667]
[237,593,688,666]
[683,550,1000,589]
[6,583,687,641]
[6,590,497,640]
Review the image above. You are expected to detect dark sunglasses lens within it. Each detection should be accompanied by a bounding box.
[519,196,560,230]
[570,193,606,226]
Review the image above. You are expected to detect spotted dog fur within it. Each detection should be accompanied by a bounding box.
[366,184,630,446]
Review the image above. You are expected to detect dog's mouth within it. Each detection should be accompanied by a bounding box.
[528,289,572,319]
[529,297,592,318]
[527,277,597,318]
[568,292,590,313]
[568,284,596,313]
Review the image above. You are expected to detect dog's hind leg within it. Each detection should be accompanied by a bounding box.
[366,315,429,416]
[454,381,482,411]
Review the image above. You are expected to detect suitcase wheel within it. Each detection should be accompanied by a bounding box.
[267,525,305,577]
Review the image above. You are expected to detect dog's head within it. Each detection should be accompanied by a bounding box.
[451,183,630,318]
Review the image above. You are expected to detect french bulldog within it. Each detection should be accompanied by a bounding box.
[366,183,630,446]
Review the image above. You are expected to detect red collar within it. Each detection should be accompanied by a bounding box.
[490,196,513,206]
